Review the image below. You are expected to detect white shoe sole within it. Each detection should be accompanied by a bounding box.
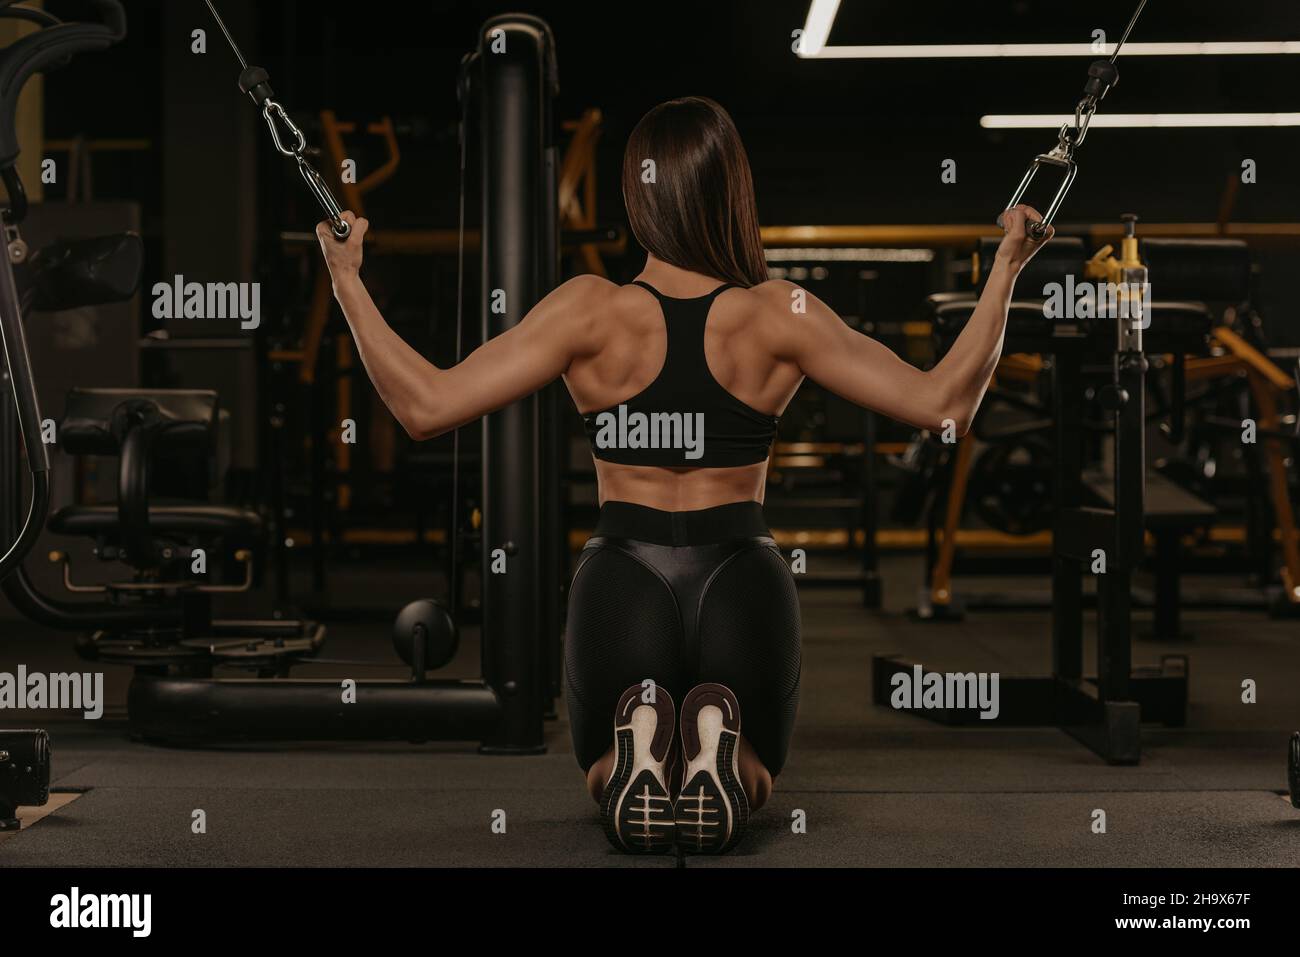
[676,683,748,853]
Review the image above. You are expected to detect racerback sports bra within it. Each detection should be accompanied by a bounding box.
[581,280,779,468]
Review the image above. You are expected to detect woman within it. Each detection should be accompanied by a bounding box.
[317,96,1049,855]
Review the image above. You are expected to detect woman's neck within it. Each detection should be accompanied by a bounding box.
[636,255,726,297]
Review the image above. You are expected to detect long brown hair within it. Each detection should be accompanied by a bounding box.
[621,97,768,288]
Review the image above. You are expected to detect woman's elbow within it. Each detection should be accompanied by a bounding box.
[942,404,975,438]
[926,381,974,438]
[923,411,972,440]
[402,419,432,442]
[406,419,455,442]
[399,400,446,442]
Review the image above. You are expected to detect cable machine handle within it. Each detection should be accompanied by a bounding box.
[998,0,1148,242]
[1005,151,1077,242]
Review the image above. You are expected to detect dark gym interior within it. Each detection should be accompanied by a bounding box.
[1,0,1299,917]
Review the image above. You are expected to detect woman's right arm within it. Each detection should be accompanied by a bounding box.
[772,205,1050,435]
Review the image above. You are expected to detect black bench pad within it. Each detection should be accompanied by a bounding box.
[1083,470,1216,528]
[49,505,262,538]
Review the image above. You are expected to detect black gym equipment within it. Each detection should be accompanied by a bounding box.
[17,231,142,309]
[7,384,326,674]
[391,598,459,674]
[0,729,50,831]
[0,0,127,830]
[922,226,1281,616]
[0,0,131,580]
[878,219,1212,764]
[125,15,563,749]
[0,155,324,670]
[0,10,563,749]
[968,436,1054,537]
[0,221,331,672]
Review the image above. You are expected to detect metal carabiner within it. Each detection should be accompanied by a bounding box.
[1003,132,1077,242]
[261,100,306,157]
[1072,100,1097,150]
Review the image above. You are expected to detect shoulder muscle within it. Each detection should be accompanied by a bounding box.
[523,273,617,361]
[749,279,843,360]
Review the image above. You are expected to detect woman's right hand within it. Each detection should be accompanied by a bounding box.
[316,210,369,283]
[994,204,1053,272]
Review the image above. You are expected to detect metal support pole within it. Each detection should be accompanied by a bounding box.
[476,15,556,753]
[1052,348,1084,683]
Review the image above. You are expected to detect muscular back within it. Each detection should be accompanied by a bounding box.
[562,277,806,509]
[564,280,802,424]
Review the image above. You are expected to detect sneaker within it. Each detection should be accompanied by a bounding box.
[600,684,677,853]
[675,682,749,853]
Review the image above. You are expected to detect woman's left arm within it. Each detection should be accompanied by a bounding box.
[318,212,602,440]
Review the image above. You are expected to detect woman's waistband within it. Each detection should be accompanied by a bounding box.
[592,500,770,547]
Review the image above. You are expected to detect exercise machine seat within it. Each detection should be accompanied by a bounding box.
[1083,470,1217,529]
[59,388,217,456]
[928,296,1051,339]
[48,504,262,538]
[24,232,143,312]
[927,295,1212,353]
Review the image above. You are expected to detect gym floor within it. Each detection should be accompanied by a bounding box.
[4,554,1296,868]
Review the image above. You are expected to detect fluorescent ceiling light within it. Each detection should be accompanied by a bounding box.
[797,0,841,57]
[981,113,1300,128]
[796,2,1299,59]
[801,41,1300,59]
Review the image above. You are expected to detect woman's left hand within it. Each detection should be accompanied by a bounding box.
[316,211,368,280]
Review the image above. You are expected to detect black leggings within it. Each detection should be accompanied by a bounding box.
[564,501,801,776]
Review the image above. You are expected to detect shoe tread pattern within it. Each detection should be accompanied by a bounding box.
[600,686,677,853]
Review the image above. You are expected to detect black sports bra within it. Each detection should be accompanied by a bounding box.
[581,281,779,468]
